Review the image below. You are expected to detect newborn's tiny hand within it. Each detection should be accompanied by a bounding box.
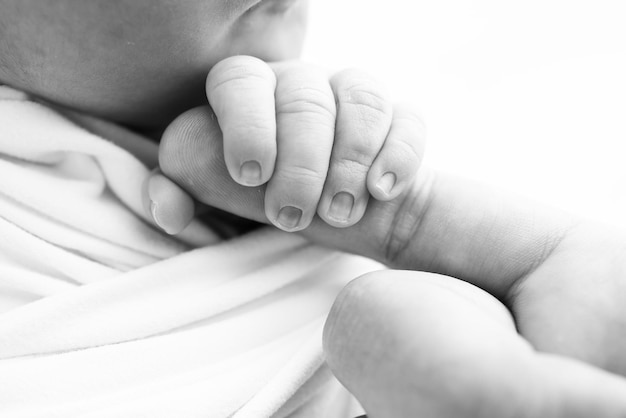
[209,57,424,231]
[151,56,426,234]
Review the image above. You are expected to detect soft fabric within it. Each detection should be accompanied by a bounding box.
[0,86,379,417]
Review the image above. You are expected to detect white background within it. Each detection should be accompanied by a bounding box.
[304,0,626,225]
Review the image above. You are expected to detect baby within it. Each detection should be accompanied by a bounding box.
[1,0,626,417]
[0,1,426,416]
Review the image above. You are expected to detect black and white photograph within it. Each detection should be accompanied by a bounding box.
[1,0,625,416]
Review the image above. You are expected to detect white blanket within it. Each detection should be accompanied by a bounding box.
[0,86,379,417]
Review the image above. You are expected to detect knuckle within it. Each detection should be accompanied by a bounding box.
[395,135,424,167]
[334,155,372,177]
[393,106,427,142]
[207,56,275,93]
[345,131,384,159]
[341,85,391,119]
[334,71,392,120]
[226,119,275,141]
[398,111,425,128]
[386,119,427,172]
[395,104,426,126]
[276,86,336,121]
[277,164,326,185]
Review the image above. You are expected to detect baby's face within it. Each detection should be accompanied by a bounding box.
[0,0,308,130]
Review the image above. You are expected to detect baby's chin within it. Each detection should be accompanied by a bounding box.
[108,92,208,136]
[50,76,209,137]
[24,1,308,134]
[7,0,308,134]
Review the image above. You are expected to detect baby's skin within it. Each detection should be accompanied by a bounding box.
[150,55,424,233]
[150,54,626,416]
[1,0,626,416]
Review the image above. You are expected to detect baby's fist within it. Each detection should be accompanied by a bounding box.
[149,56,426,234]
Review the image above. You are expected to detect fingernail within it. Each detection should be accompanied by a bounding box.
[376,172,397,196]
[150,200,171,234]
[147,174,192,235]
[276,206,303,230]
[239,160,262,186]
[328,192,354,223]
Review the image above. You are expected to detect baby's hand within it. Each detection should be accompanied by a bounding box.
[148,58,626,403]
[150,56,425,233]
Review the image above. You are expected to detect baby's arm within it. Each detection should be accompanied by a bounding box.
[147,55,566,296]
[147,56,626,382]
[150,55,424,234]
[149,55,565,295]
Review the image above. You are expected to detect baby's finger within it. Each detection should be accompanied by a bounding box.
[143,169,195,235]
[206,56,277,187]
[265,62,337,232]
[367,103,426,201]
[317,69,393,227]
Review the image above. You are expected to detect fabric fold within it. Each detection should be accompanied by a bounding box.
[0,86,380,417]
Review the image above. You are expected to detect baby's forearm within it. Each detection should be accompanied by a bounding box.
[149,55,578,301]
[394,170,577,296]
[304,168,578,300]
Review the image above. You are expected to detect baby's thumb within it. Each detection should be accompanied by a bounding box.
[142,168,195,235]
